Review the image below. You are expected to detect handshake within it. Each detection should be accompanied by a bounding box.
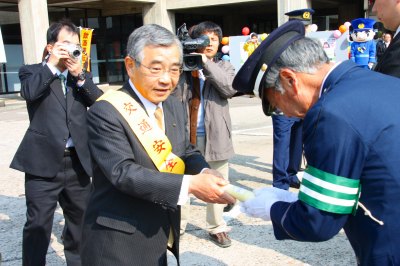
[189,168,298,221]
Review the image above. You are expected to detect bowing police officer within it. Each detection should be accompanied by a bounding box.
[234,20,400,265]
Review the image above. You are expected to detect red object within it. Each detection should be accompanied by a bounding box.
[242,27,250,35]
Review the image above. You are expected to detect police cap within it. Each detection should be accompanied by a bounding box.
[232,20,305,115]
[285,8,314,25]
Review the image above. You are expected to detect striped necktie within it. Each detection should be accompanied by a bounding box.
[154,106,164,132]
[59,74,67,95]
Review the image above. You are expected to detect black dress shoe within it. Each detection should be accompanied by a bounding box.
[223,203,235,212]
[209,232,232,248]
[289,182,301,189]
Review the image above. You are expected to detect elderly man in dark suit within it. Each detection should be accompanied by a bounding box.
[80,24,235,266]
[10,19,103,265]
[373,0,400,77]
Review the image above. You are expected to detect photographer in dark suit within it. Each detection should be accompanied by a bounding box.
[80,24,235,266]
[10,19,103,265]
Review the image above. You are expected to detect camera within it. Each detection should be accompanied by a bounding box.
[177,23,210,71]
[66,44,82,59]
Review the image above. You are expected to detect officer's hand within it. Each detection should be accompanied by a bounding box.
[368,62,374,69]
[189,173,236,204]
[240,187,298,221]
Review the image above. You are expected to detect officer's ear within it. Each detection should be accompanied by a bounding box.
[279,68,298,95]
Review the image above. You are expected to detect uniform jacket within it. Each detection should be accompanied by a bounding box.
[350,40,376,67]
[81,84,209,266]
[270,61,400,265]
[173,59,236,162]
[374,33,400,78]
[10,63,103,177]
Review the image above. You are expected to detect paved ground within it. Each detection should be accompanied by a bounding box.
[0,92,356,265]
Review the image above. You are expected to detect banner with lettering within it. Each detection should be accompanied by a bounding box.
[79,27,94,71]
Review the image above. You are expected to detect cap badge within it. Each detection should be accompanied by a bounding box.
[261,63,268,72]
[303,12,310,19]
[358,23,365,29]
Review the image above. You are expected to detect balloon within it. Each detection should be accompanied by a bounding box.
[221,37,229,45]
[333,30,342,38]
[242,27,250,35]
[221,55,230,61]
[260,33,268,41]
[339,25,347,33]
[309,24,318,32]
[344,21,351,29]
[221,45,230,54]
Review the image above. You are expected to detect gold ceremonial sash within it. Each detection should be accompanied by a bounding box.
[98,90,185,248]
[97,90,185,174]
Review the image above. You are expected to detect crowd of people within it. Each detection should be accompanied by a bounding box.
[9,0,400,265]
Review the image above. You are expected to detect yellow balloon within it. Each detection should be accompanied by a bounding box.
[260,33,268,41]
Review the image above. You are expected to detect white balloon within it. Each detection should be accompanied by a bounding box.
[310,24,318,32]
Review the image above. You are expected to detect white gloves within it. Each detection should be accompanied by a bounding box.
[240,187,298,221]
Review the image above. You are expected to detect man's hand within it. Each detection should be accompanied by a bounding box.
[47,42,70,67]
[240,187,298,221]
[64,57,84,78]
[189,173,236,204]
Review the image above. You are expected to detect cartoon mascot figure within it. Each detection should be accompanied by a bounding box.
[350,18,376,69]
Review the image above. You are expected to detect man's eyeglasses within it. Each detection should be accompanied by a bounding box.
[135,59,183,78]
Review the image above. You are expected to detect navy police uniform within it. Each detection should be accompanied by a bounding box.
[233,20,400,265]
[270,8,315,190]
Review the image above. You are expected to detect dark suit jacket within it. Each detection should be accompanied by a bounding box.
[81,83,209,266]
[10,63,103,177]
[374,33,400,78]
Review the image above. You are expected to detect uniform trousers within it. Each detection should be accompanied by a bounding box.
[180,135,229,235]
[272,115,303,190]
[22,151,90,266]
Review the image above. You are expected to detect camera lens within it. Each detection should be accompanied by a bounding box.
[72,49,81,58]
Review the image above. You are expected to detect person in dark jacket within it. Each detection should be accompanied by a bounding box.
[373,0,400,77]
[10,19,103,265]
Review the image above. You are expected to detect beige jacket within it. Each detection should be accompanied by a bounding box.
[173,59,236,161]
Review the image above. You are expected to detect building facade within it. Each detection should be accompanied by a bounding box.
[0,0,371,94]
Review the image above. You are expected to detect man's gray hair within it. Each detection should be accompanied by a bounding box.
[126,24,183,66]
[264,37,330,93]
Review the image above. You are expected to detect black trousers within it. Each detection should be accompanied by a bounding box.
[23,152,91,266]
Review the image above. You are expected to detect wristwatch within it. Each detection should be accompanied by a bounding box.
[75,70,86,81]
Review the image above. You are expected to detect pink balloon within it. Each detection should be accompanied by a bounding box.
[221,45,230,54]
[333,30,342,39]
[344,21,351,29]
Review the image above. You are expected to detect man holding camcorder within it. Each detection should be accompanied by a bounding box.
[173,21,237,248]
[10,19,102,265]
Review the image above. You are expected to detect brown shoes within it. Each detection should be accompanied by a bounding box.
[209,232,232,248]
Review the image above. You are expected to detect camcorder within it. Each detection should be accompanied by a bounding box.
[66,44,82,59]
[177,23,210,71]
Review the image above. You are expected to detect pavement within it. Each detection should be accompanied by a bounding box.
[0,90,356,265]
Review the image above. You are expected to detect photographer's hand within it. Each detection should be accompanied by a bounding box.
[190,52,209,64]
[64,57,83,78]
[47,42,69,68]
